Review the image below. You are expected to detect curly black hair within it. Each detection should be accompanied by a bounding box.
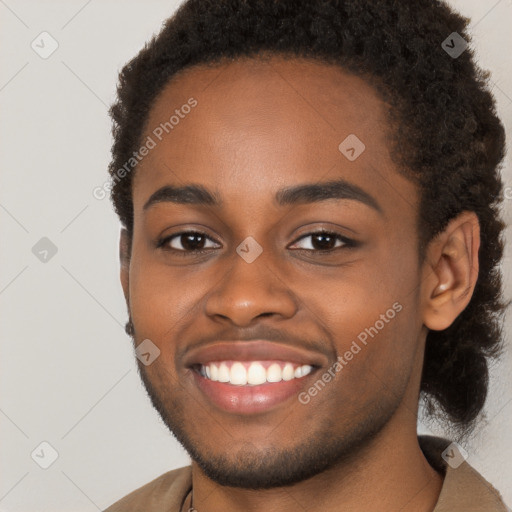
[108,0,510,439]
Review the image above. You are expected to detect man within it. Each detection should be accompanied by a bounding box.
[103,0,510,510]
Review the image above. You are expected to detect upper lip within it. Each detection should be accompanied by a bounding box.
[183,340,329,368]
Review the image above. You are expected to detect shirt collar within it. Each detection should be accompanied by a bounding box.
[419,435,508,511]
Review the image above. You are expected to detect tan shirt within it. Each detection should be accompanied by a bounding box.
[103,435,509,511]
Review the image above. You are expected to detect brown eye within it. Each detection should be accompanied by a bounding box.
[159,231,220,252]
[290,231,353,251]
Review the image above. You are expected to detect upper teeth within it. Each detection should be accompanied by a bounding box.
[200,361,313,386]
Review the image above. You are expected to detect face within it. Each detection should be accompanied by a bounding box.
[123,56,426,488]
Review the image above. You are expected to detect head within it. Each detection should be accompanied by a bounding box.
[108,0,509,489]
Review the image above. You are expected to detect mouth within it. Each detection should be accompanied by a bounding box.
[184,341,327,414]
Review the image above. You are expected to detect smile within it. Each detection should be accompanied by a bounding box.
[184,340,327,414]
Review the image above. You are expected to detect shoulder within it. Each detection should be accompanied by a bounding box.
[103,465,192,512]
[419,435,510,511]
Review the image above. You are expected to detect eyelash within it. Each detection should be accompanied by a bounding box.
[156,230,358,256]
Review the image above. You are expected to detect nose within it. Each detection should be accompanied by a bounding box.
[204,247,298,326]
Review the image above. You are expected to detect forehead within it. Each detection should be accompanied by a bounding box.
[141,55,390,148]
[132,55,417,220]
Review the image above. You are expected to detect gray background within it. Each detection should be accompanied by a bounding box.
[0,1,511,510]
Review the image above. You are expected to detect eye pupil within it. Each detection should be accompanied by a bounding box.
[182,233,205,251]
[312,233,335,250]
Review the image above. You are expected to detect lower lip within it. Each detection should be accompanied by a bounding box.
[191,370,315,414]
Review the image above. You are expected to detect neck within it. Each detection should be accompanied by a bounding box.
[188,409,443,512]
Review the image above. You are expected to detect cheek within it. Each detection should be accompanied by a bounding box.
[315,299,417,413]
[129,262,203,338]
[308,242,419,389]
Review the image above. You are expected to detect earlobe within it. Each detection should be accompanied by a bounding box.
[422,211,480,331]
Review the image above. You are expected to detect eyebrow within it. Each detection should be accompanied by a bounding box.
[143,178,383,215]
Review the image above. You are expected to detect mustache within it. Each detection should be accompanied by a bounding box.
[176,324,334,364]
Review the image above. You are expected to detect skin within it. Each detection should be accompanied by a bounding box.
[120,56,480,512]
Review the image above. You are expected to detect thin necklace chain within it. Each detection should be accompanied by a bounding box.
[181,488,194,512]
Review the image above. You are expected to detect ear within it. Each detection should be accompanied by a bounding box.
[421,211,480,331]
[119,228,131,305]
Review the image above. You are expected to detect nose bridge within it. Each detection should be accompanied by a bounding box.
[204,242,298,325]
